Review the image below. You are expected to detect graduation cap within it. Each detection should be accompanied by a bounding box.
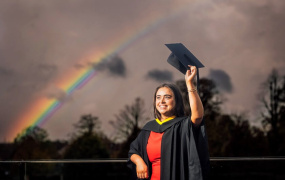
[165,43,205,92]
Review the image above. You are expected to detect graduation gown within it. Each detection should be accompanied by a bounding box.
[127,116,210,180]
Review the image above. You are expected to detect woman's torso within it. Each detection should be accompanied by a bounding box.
[146,131,164,180]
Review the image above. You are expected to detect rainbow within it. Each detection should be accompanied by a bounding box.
[8,4,190,141]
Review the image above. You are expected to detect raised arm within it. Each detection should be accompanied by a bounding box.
[185,65,204,125]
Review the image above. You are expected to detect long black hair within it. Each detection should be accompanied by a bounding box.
[153,83,185,120]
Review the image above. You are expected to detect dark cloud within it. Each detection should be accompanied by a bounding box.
[0,0,284,141]
[107,56,126,77]
[91,55,126,77]
[37,63,57,80]
[208,69,233,93]
[226,1,285,64]
[0,67,13,76]
[46,87,71,102]
[74,63,85,69]
[146,69,173,82]
[38,63,57,72]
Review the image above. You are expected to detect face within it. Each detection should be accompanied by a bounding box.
[155,87,175,119]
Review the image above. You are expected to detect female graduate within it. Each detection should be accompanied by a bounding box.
[128,65,210,180]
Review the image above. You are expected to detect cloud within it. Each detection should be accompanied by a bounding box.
[0,0,284,141]
[208,69,233,93]
[0,67,13,76]
[37,63,57,80]
[46,87,71,103]
[74,63,85,69]
[221,0,285,65]
[91,55,126,77]
[146,69,173,82]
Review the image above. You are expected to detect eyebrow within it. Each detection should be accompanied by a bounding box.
[156,94,172,97]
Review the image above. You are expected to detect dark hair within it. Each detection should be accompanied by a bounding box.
[153,83,185,119]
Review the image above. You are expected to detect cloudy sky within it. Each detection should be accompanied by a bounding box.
[0,0,284,142]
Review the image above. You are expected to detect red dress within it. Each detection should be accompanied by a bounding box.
[146,116,175,180]
[146,131,164,180]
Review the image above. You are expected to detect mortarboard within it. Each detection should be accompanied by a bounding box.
[165,43,205,92]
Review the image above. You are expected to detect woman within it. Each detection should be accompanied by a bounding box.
[128,65,210,180]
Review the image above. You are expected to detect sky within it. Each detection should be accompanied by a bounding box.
[0,0,285,142]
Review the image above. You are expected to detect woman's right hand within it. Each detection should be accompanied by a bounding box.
[130,154,149,179]
[136,161,149,179]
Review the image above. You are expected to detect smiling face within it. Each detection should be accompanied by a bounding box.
[155,87,176,120]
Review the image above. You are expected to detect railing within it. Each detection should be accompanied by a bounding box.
[1,157,285,180]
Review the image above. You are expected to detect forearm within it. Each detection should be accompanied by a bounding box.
[131,154,148,179]
[130,154,145,165]
[187,82,204,125]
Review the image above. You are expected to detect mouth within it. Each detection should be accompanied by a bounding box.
[159,105,167,109]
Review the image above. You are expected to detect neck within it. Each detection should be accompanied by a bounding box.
[160,115,175,121]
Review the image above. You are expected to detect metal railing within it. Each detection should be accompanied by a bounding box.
[1,157,285,180]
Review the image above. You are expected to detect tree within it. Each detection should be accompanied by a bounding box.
[226,113,268,156]
[64,114,109,158]
[63,115,110,179]
[12,126,59,159]
[109,97,147,142]
[109,97,148,157]
[259,69,285,155]
[14,126,48,143]
[64,133,109,159]
[73,114,100,135]
[12,126,59,177]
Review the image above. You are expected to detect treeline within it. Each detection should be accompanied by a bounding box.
[3,69,285,161]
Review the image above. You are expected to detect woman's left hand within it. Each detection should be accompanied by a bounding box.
[185,65,197,86]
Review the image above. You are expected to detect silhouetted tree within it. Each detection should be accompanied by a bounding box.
[12,126,59,177]
[64,133,109,159]
[259,69,285,155]
[226,113,268,156]
[110,97,147,141]
[65,114,109,158]
[63,115,110,179]
[12,126,57,159]
[109,97,148,157]
[74,114,100,135]
[14,126,48,143]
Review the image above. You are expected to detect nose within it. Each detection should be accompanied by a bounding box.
[160,96,166,103]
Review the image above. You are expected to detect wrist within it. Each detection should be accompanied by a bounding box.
[136,159,145,166]
[187,88,197,93]
[186,82,196,89]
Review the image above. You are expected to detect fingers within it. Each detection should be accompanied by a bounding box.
[136,160,148,179]
[188,65,196,73]
[136,166,148,179]
[186,65,197,77]
[185,65,197,85]
[137,172,148,179]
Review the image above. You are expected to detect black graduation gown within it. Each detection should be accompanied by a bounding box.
[127,116,210,180]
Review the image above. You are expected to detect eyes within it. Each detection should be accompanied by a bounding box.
[156,95,172,100]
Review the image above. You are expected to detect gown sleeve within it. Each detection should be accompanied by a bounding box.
[127,130,151,180]
[127,131,142,168]
[193,119,210,179]
[189,117,210,179]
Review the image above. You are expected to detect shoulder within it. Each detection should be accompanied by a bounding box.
[144,119,157,126]
[141,120,157,131]
[170,116,189,125]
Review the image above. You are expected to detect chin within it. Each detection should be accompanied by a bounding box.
[159,111,169,115]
